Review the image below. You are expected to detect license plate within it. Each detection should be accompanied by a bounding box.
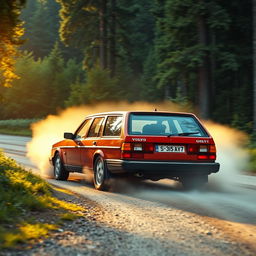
[156,145,185,153]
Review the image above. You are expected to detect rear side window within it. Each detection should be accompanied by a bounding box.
[87,117,104,137]
[103,116,123,136]
[129,114,208,137]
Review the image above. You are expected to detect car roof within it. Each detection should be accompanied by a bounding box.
[85,111,196,118]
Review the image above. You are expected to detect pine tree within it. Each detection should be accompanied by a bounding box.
[254,0,256,131]
[152,0,232,118]
[21,0,60,58]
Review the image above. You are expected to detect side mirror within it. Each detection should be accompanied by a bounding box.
[64,132,74,139]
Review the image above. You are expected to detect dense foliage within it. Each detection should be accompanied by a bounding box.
[0,0,253,132]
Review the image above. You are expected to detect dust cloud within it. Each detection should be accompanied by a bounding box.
[203,121,249,190]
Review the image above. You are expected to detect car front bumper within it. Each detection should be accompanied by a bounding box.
[106,159,220,178]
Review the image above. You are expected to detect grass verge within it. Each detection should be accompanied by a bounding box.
[247,148,256,174]
[0,151,85,248]
[0,119,39,136]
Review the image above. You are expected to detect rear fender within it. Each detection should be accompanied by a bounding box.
[93,150,105,167]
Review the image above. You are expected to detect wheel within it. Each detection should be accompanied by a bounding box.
[93,156,110,191]
[181,175,208,190]
[54,153,69,180]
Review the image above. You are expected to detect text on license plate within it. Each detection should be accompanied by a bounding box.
[156,145,185,153]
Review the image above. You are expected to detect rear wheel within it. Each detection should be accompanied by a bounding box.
[181,175,208,190]
[93,156,110,191]
[54,153,69,180]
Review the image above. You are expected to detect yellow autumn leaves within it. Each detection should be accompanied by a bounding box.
[0,10,24,87]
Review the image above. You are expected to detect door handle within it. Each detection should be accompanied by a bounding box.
[93,141,97,146]
[76,141,83,146]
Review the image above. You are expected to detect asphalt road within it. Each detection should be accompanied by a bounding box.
[1,134,256,256]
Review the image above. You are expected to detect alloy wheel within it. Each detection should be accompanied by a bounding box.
[95,159,104,186]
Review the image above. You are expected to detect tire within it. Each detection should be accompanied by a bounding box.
[181,175,208,190]
[93,156,110,191]
[54,153,69,181]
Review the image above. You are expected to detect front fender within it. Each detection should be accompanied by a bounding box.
[50,147,66,165]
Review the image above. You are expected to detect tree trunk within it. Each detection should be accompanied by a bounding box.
[209,28,216,115]
[253,0,256,131]
[197,2,210,119]
[109,0,116,77]
[99,0,107,69]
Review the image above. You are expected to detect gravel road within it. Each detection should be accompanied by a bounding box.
[0,134,256,256]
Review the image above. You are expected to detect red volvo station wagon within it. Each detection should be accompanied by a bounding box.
[50,111,220,190]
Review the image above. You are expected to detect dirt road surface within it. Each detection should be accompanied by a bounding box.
[0,134,255,256]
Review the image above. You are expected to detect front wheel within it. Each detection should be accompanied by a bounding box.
[93,156,110,191]
[54,153,69,181]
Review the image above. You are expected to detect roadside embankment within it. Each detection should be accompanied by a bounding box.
[0,151,86,249]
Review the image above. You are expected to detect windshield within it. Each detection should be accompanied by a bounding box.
[128,114,208,137]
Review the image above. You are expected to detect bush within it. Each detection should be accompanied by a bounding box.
[0,119,38,136]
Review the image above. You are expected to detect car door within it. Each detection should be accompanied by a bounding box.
[98,115,123,159]
[65,118,92,169]
[80,116,105,169]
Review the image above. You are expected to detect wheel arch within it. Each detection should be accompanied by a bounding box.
[52,149,65,164]
[93,150,105,166]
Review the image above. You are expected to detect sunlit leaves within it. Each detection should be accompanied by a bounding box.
[0,0,26,87]
[56,0,98,48]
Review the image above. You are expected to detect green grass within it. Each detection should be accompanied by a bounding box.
[248,148,256,174]
[59,212,80,221]
[1,223,57,248]
[0,151,85,248]
[0,119,39,136]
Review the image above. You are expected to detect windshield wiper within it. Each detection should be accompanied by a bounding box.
[167,132,199,137]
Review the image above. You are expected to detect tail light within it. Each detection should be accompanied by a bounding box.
[197,155,208,160]
[134,143,143,151]
[188,144,216,161]
[121,143,132,151]
[121,142,154,159]
[199,145,208,152]
[188,144,198,153]
[209,145,216,153]
[122,152,132,158]
[197,154,216,160]
[209,155,216,160]
[188,145,210,153]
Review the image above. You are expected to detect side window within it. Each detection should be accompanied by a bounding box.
[87,117,104,137]
[103,116,123,136]
[76,119,92,138]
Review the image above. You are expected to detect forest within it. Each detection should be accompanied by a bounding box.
[0,0,253,133]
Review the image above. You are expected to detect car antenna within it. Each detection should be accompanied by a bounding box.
[154,108,157,111]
